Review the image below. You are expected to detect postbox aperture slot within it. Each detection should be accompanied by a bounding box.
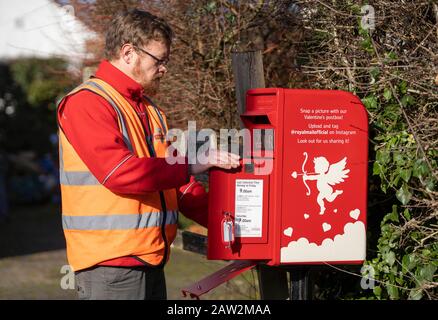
[241,115,271,125]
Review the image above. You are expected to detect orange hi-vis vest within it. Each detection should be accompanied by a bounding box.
[57,78,179,271]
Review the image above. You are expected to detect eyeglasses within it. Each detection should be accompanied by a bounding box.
[134,46,169,67]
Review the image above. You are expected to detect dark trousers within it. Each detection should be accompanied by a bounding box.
[75,266,167,300]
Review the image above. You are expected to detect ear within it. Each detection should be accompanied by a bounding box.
[120,44,136,64]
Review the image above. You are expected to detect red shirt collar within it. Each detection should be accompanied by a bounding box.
[94,60,144,102]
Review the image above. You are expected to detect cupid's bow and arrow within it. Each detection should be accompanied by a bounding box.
[291,152,314,196]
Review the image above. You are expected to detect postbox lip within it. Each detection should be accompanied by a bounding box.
[246,88,281,96]
[247,87,362,101]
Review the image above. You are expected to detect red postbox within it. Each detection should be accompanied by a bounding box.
[182,88,368,298]
[208,88,368,265]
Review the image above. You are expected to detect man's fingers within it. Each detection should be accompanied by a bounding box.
[210,150,240,168]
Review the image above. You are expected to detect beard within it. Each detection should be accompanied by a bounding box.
[143,79,160,96]
[133,59,160,96]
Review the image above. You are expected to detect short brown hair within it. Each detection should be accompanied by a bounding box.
[104,9,173,60]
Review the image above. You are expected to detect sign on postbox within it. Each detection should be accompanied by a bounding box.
[208,88,368,265]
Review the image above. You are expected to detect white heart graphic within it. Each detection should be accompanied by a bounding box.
[333,209,338,213]
[322,223,331,232]
[349,209,360,220]
[304,214,309,220]
[283,227,293,237]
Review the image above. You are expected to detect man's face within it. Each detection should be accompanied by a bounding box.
[131,40,169,96]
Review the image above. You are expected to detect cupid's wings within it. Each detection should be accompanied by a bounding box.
[326,157,350,185]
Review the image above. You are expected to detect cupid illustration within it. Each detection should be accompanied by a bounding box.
[292,152,350,215]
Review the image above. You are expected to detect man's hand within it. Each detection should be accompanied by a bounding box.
[188,149,240,175]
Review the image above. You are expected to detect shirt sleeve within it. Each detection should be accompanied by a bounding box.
[58,90,190,194]
[176,176,209,228]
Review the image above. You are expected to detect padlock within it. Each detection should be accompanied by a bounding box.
[221,212,235,248]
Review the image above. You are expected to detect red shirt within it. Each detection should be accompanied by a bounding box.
[58,60,208,267]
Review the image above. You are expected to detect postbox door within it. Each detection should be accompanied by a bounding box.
[207,167,272,260]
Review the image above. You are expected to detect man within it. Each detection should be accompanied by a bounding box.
[57,9,239,300]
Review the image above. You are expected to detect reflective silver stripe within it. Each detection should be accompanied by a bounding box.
[62,210,178,230]
[165,210,178,225]
[144,95,167,135]
[85,81,133,153]
[59,141,100,186]
[59,135,64,171]
[60,170,100,186]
